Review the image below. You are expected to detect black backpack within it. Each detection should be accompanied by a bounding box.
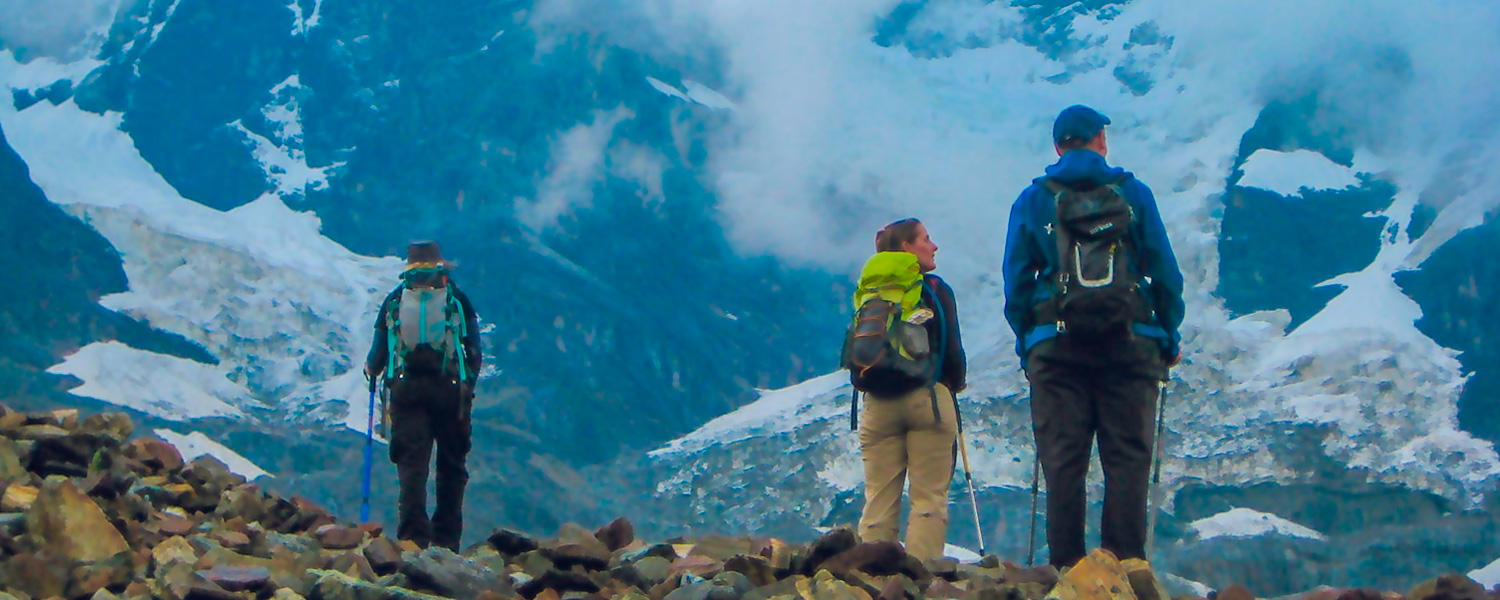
[1041,175,1151,340]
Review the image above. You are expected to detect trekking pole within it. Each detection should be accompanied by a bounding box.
[1145,380,1168,561]
[957,429,986,557]
[1025,450,1041,566]
[360,377,376,523]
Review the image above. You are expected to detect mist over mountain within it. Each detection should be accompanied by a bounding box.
[1,0,1497,594]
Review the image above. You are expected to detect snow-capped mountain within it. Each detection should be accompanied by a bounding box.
[586,0,1500,594]
[1,0,1497,594]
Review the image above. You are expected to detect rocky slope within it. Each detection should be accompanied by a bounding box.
[1,403,1496,600]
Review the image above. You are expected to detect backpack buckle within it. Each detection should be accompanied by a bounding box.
[1057,320,1068,334]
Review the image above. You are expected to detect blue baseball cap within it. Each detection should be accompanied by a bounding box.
[1052,105,1111,145]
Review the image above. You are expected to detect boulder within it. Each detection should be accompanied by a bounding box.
[26,477,131,563]
[803,528,861,576]
[1,483,37,512]
[596,517,636,552]
[313,569,455,600]
[1409,574,1489,600]
[1044,549,1137,600]
[819,542,908,577]
[490,528,542,555]
[201,565,273,593]
[124,438,184,473]
[517,569,603,599]
[2,551,71,599]
[80,412,135,442]
[0,437,28,482]
[799,569,873,600]
[402,546,516,598]
[314,524,365,550]
[364,537,404,575]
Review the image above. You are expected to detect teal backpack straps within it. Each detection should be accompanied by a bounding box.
[384,285,403,381]
[449,285,468,384]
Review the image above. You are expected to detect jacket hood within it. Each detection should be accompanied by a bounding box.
[1035,149,1129,187]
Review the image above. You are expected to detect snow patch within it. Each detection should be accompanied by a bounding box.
[1283,394,1367,436]
[682,80,736,110]
[643,76,734,110]
[646,76,690,102]
[944,544,981,562]
[232,120,339,197]
[1161,573,1215,598]
[649,372,849,456]
[289,0,323,35]
[481,30,505,51]
[1238,149,1360,196]
[232,74,344,198]
[1189,507,1327,541]
[153,429,271,480]
[45,342,249,421]
[1470,557,1500,589]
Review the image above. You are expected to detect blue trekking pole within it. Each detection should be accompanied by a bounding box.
[360,376,376,523]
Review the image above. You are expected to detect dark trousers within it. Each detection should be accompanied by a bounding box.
[388,375,472,550]
[1026,336,1165,569]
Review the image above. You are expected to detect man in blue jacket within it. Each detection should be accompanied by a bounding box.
[1002,105,1185,570]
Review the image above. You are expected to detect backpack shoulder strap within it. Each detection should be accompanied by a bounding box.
[384,283,405,381]
[922,275,949,423]
[445,283,470,383]
[922,276,948,384]
[1040,178,1069,196]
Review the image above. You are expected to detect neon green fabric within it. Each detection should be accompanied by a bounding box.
[853,252,925,314]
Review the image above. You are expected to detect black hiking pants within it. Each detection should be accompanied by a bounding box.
[388,374,472,551]
[1025,335,1166,569]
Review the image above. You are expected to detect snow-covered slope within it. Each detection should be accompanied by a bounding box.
[1,50,401,434]
[4,0,1498,588]
[605,0,1500,591]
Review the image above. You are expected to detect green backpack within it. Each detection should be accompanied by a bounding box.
[839,252,942,397]
[383,267,470,383]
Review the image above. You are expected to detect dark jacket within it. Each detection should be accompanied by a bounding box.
[366,281,482,381]
[1002,149,1185,364]
[923,274,967,394]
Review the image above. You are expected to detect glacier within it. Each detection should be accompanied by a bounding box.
[0,50,403,439]
[1,0,1498,592]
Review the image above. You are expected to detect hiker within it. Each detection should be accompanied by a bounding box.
[1002,105,1185,570]
[841,218,967,562]
[365,241,482,551]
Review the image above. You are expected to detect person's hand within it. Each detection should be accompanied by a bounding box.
[1166,352,1181,368]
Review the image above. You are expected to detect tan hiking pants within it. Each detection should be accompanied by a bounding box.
[857,383,958,562]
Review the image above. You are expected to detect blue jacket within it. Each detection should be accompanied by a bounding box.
[1001,149,1185,363]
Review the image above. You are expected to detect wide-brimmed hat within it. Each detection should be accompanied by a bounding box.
[404,240,454,271]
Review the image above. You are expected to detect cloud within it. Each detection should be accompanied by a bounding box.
[0,0,122,61]
[518,106,635,233]
[1154,0,1500,159]
[526,0,1500,286]
[609,141,670,210]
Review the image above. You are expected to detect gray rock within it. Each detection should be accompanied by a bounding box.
[711,571,754,595]
[665,581,716,600]
[313,570,455,600]
[633,556,673,584]
[401,546,514,598]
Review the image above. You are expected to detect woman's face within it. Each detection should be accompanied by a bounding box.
[902,223,938,272]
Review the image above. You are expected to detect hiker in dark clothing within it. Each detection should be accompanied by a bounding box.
[1002,105,1185,570]
[365,241,482,551]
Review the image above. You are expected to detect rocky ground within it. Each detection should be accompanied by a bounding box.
[0,403,1495,600]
